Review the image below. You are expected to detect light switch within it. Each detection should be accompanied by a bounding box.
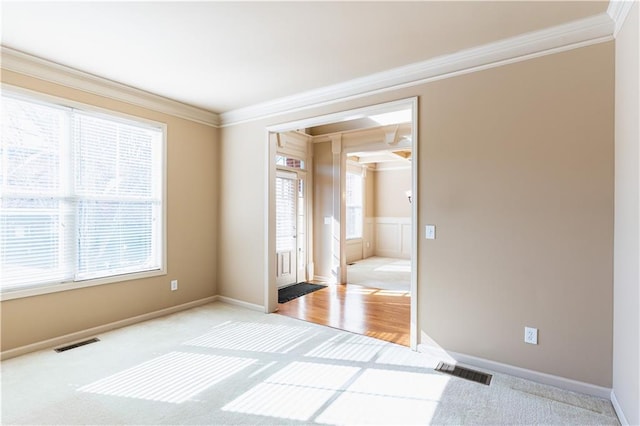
[425,225,436,239]
[324,216,332,225]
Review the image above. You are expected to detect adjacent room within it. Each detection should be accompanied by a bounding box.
[1,1,638,425]
[274,108,415,346]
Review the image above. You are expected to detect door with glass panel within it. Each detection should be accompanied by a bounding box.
[275,171,298,288]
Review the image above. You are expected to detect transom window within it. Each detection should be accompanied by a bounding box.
[275,155,305,169]
[1,90,165,296]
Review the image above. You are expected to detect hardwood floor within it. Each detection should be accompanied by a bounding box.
[277,283,411,346]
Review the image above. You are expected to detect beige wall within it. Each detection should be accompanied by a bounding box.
[363,169,376,258]
[218,42,615,387]
[365,167,376,218]
[1,70,219,352]
[374,167,412,218]
[613,2,640,424]
[420,43,613,387]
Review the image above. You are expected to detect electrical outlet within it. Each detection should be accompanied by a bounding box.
[524,327,538,345]
[170,280,178,291]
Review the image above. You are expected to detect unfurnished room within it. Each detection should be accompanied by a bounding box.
[0,1,638,425]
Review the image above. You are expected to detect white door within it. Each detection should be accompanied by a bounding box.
[276,172,298,288]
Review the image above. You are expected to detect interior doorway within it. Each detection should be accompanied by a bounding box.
[343,146,412,296]
[266,98,418,349]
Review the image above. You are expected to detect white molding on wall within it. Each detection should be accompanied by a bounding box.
[0,296,217,361]
[2,11,621,129]
[220,13,614,126]
[215,295,264,312]
[418,344,612,399]
[375,217,411,259]
[0,46,220,127]
[313,274,334,283]
[611,390,630,425]
[607,0,636,37]
[2,11,616,129]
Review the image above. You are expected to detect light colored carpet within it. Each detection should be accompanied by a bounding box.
[1,302,619,425]
[347,256,411,292]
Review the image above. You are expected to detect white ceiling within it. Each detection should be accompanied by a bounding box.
[1,1,608,114]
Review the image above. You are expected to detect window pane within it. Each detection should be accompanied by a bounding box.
[1,96,66,195]
[73,111,162,281]
[275,155,304,169]
[1,95,72,291]
[1,199,74,290]
[74,112,160,198]
[275,176,296,252]
[76,200,160,280]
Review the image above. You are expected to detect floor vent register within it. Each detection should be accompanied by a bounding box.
[55,338,100,353]
[435,361,492,385]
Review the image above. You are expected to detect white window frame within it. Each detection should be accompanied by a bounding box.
[0,85,167,301]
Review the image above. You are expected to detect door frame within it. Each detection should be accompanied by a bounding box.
[264,97,419,349]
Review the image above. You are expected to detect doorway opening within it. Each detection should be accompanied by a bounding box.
[344,147,412,297]
[265,98,418,349]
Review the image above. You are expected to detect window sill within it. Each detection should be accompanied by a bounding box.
[0,268,167,301]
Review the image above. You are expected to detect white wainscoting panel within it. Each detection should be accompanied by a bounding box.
[346,239,364,263]
[374,217,411,259]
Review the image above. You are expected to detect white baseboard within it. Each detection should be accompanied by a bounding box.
[1,296,217,361]
[313,275,334,283]
[215,295,264,312]
[610,390,629,425]
[418,344,611,399]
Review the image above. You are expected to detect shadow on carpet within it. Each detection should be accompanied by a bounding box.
[278,283,327,303]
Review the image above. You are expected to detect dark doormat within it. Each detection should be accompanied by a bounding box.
[278,283,327,303]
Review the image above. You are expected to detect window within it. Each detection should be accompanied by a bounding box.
[346,172,363,239]
[1,91,165,296]
[275,155,305,169]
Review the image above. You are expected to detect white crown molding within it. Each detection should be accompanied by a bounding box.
[0,46,220,127]
[2,11,617,129]
[607,0,637,37]
[220,12,614,127]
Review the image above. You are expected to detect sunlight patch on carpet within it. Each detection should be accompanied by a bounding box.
[183,321,314,353]
[375,345,439,369]
[79,352,255,403]
[316,369,446,424]
[347,369,450,400]
[305,333,387,362]
[223,383,334,421]
[222,361,360,421]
